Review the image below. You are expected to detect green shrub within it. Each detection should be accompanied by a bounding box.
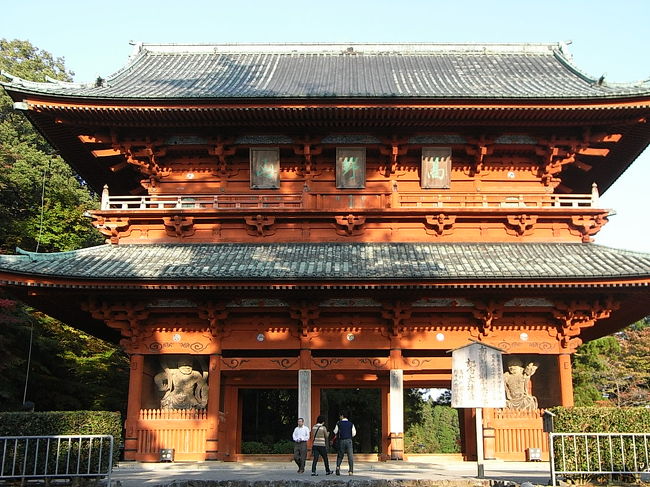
[0,411,122,465]
[549,406,650,433]
[241,441,270,454]
[271,439,294,454]
[548,407,650,483]
[405,404,460,454]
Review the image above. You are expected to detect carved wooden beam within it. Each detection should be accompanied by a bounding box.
[92,216,131,244]
[505,214,538,237]
[378,138,408,176]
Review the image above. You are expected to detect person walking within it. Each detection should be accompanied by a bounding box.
[333,411,356,476]
[310,415,333,476]
[292,417,310,473]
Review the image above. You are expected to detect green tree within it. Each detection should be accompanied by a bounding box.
[0,40,127,413]
[405,396,460,454]
[0,39,102,253]
[573,317,650,406]
[0,294,129,412]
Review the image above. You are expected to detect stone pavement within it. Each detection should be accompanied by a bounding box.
[111,459,551,487]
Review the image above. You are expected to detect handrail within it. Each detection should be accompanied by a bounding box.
[101,191,597,211]
[549,432,650,486]
[0,435,113,486]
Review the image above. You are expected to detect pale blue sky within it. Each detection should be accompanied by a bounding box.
[3,0,649,251]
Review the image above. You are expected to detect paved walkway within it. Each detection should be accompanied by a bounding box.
[111,459,551,486]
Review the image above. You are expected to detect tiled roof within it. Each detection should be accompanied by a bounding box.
[1,242,649,287]
[3,43,650,100]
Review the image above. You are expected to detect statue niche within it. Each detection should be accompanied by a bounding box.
[154,356,208,410]
[503,358,538,410]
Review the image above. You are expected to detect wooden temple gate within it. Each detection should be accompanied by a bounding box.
[2,42,650,463]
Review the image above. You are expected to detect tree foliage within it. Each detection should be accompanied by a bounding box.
[0,294,128,412]
[405,391,460,454]
[0,40,127,414]
[573,317,650,406]
[0,39,102,253]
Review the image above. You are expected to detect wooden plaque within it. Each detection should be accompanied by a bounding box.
[336,147,366,189]
[250,148,280,189]
[421,147,452,189]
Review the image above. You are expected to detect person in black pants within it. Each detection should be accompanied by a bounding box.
[333,411,356,475]
[292,417,310,473]
[310,415,333,476]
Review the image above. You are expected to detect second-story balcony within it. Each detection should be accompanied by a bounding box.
[101,189,599,211]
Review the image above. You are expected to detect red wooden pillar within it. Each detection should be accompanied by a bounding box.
[381,384,390,461]
[123,354,144,461]
[223,384,239,461]
[205,353,221,460]
[558,353,574,407]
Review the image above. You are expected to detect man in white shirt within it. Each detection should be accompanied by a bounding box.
[292,417,310,473]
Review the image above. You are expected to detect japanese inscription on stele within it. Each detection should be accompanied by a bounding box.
[451,342,506,408]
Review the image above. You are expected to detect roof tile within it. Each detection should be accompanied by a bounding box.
[0,242,649,284]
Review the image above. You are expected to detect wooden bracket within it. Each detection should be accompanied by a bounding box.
[378,139,408,176]
[569,214,608,242]
[197,302,229,339]
[425,214,456,236]
[335,214,366,236]
[465,140,492,176]
[505,214,538,237]
[82,299,150,350]
[163,215,195,238]
[208,140,237,177]
[551,298,619,351]
[381,301,412,337]
[245,214,276,237]
[289,303,320,337]
[293,142,322,177]
[471,301,504,338]
[93,216,131,244]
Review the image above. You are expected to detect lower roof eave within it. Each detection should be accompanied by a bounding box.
[1,277,649,291]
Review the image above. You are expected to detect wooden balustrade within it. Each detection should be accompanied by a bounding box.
[135,408,210,461]
[102,191,596,211]
[139,408,208,420]
[488,408,548,460]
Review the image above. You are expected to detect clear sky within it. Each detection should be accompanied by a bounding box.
[3,0,649,252]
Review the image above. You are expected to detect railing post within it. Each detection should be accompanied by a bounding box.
[101,185,109,210]
[591,182,599,207]
[550,433,556,486]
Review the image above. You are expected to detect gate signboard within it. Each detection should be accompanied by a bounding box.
[451,341,506,408]
[451,341,505,478]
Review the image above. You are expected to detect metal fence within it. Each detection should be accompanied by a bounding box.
[0,435,114,485]
[550,432,650,486]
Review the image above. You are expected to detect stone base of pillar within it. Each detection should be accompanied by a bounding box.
[389,432,404,460]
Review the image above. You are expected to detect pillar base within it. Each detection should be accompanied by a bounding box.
[389,432,404,460]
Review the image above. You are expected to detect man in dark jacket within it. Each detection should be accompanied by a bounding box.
[332,411,356,475]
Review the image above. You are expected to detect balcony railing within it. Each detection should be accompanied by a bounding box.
[100,187,599,211]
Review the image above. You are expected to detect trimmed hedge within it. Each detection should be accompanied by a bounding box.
[0,411,122,465]
[548,406,650,433]
[548,407,650,482]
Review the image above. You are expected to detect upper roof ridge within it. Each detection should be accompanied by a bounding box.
[134,41,561,55]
